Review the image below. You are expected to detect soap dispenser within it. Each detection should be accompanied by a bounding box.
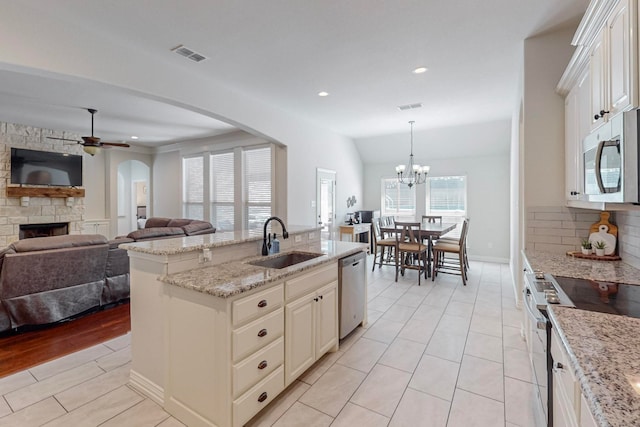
[271,233,280,254]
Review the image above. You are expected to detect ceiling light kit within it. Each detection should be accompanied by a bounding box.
[412,67,428,74]
[318,91,329,97]
[46,108,131,156]
[395,121,429,188]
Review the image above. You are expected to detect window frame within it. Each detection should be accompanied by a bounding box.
[380,177,416,220]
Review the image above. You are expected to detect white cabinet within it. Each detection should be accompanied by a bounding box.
[551,329,579,427]
[588,0,637,130]
[162,260,340,427]
[607,0,635,115]
[579,393,598,427]
[589,29,607,131]
[284,263,338,386]
[551,328,599,427]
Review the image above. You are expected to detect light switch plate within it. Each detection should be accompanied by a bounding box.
[294,235,302,243]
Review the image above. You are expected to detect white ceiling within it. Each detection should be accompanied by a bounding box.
[0,0,588,149]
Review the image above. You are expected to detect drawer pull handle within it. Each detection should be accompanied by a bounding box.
[258,392,268,403]
[314,297,319,302]
[257,328,268,337]
[258,360,268,370]
[257,299,268,308]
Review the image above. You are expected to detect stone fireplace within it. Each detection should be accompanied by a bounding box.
[0,122,85,246]
[19,222,69,239]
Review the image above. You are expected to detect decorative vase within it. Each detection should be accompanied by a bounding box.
[581,247,591,255]
[595,248,605,256]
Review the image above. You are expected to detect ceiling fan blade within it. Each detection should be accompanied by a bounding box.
[101,142,131,148]
[46,136,82,143]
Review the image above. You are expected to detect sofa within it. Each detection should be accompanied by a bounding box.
[0,234,130,333]
[121,217,216,241]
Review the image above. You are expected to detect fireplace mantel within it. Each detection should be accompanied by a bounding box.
[6,187,85,198]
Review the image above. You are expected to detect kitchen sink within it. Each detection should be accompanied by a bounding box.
[248,251,324,269]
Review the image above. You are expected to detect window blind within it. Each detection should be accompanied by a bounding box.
[244,147,272,230]
[182,156,204,220]
[210,152,234,231]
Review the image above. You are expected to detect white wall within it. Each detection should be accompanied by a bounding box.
[522,27,576,208]
[509,25,578,304]
[364,153,511,262]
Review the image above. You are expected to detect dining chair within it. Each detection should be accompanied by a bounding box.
[371,220,397,271]
[437,217,470,271]
[394,222,428,285]
[421,215,442,224]
[431,219,469,285]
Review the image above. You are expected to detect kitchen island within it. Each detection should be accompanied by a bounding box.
[121,226,368,427]
[524,250,640,427]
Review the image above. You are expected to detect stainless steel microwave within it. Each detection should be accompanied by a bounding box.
[583,109,640,203]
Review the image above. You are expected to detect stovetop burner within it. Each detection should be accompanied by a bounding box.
[553,276,640,317]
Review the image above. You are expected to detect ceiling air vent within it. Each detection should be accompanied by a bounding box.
[397,103,423,111]
[171,45,207,63]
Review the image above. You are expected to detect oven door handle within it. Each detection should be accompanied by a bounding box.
[523,288,547,330]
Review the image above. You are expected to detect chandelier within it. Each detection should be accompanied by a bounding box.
[395,121,429,188]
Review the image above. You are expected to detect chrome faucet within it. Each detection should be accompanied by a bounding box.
[262,216,289,255]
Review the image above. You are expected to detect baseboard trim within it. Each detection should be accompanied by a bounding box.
[129,369,164,406]
[469,255,509,263]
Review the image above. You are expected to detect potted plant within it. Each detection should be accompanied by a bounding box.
[581,239,592,255]
[594,241,606,256]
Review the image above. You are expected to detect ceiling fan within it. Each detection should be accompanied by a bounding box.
[47,108,131,155]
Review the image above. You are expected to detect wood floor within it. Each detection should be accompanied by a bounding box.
[0,302,131,379]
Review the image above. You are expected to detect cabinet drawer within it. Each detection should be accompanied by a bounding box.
[551,329,578,409]
[233,308,284,362]
[233,284,283,327]
[233,365,284,427]
[286,263,337,301]
[233,337,284,398]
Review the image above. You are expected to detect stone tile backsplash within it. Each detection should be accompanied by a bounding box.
[525,206,601,254]
[612,210,640,270]
[0,122,85,246]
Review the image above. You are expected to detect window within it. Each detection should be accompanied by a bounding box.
[425,175,467,237]
[182,145,274,231]
[244,147,272,230]
[210,152,234,231]
[381,178,415,219]
[182,156,204,219]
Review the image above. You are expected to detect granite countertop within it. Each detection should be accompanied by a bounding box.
[119,224,320,255]
[158,240,367,298]
[524,249,640,285]
[548,306,640,427]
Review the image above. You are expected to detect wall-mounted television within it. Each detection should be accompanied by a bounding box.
[10,148,83,187]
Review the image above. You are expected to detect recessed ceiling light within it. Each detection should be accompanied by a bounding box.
[131,136,139,140]
[413,67,428,74]
[318,91,329,97]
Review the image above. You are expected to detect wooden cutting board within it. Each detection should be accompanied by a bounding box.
[590,211,617,237]
[588,211,617,255]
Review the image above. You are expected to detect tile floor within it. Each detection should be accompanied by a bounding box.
[0,258,541,427]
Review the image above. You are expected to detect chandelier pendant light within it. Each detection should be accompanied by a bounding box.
[395,121,429,188]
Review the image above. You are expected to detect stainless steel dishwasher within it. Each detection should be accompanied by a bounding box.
[338,251,366,339]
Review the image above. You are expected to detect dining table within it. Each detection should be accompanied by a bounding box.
[380,221,457,277]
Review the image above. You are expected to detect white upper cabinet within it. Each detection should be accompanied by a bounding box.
[589,29,607,130]
[566,69,590,202]
[589,0,637,130]
[557,0,638,207]
[608,0,636,115]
